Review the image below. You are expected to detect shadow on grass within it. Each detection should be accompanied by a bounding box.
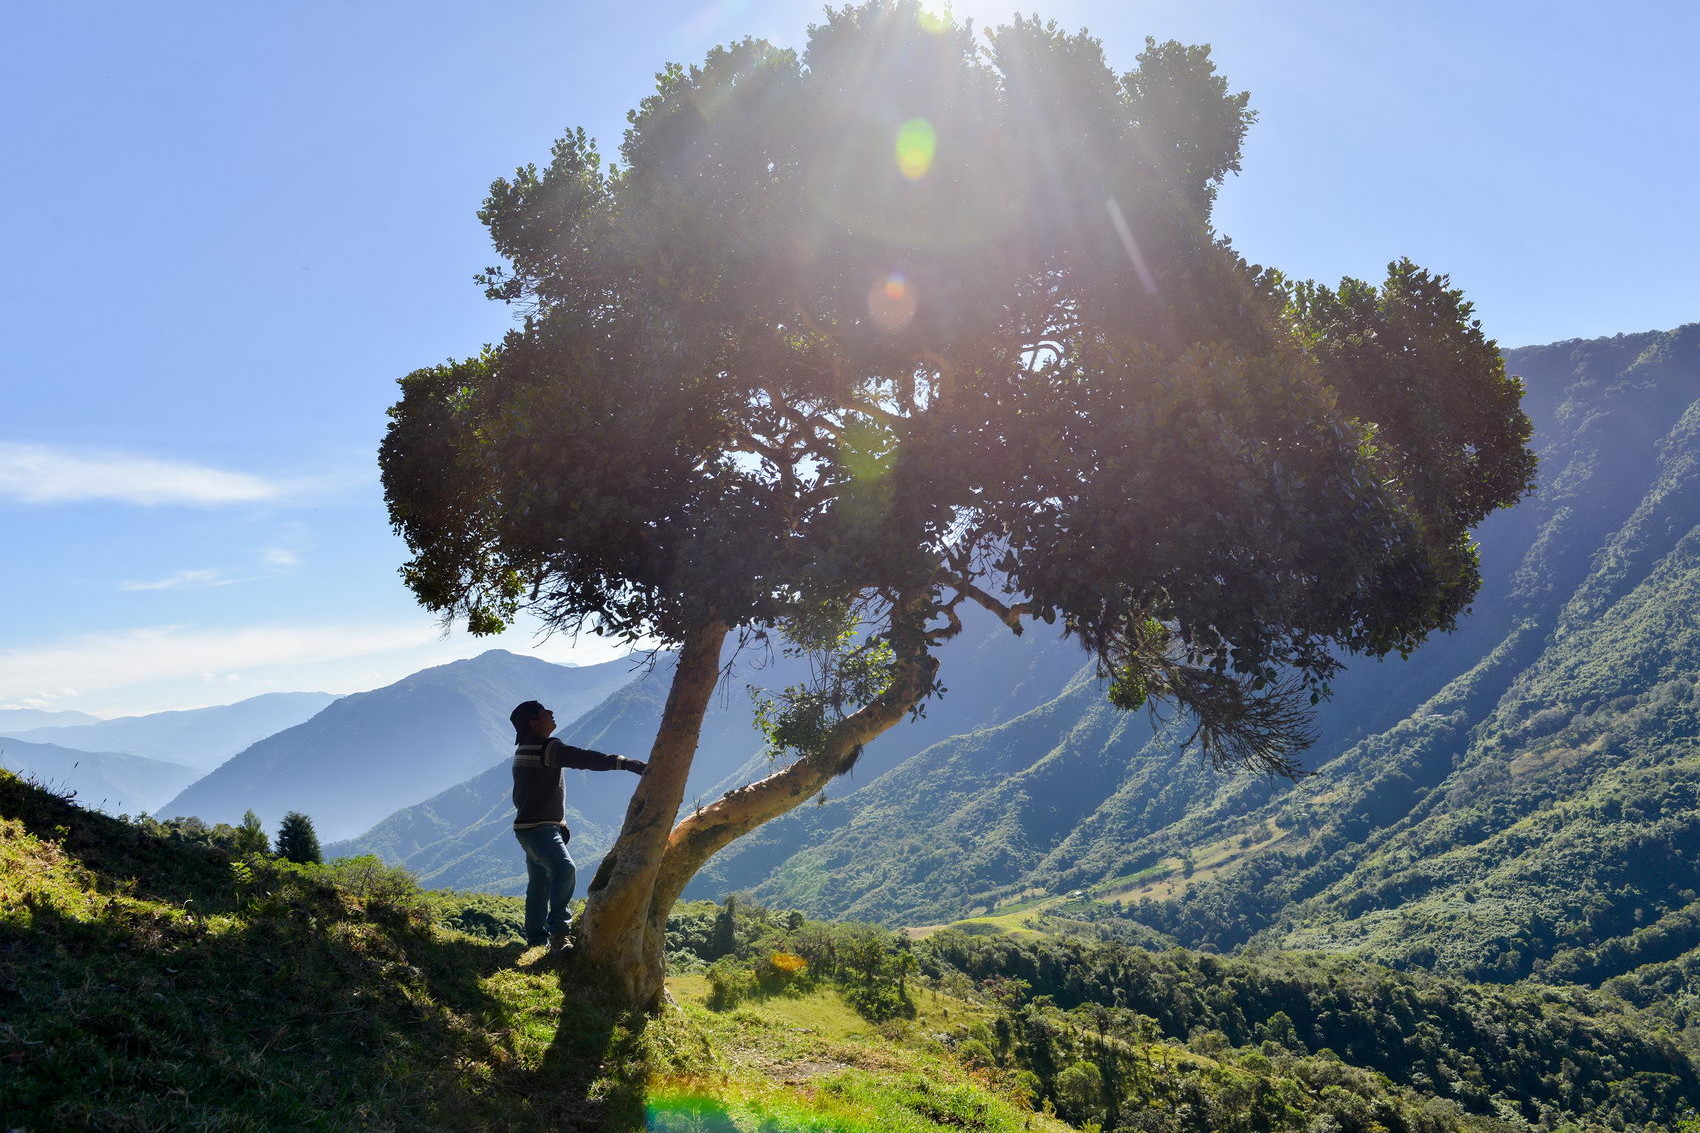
[489,961,654,1133]
[1,769,241,912]
[1,883,549,1130]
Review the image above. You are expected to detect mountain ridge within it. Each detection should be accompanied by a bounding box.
[4,691,339,772]
[157,649,641,842]
[0,735,200,815]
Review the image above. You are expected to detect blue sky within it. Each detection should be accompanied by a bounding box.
[3,1,1695,717]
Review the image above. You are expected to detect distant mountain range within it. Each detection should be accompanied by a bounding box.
[157,650,641,842]
[0,708,100,732]
[3,691,338,772]
[0,736,199,815]
[0,693,338,817]
[332,608,1088,892]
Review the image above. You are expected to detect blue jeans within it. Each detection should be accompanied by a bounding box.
[514,825,577,945]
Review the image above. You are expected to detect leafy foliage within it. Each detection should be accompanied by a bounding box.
[672,894,918,1022]
[382,0,1532,776]
[275,809,323,864]
[923,929,1699,1129]
[235,807,269,855]
[749,601,898,765]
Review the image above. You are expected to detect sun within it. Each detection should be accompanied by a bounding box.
[917,1,1020,33]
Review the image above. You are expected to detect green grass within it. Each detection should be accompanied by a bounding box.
[0,771,1062,1132]
[19,766,1673,1131]
[646,981,1070,1133]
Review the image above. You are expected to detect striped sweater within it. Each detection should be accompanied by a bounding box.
[511,738,628,830]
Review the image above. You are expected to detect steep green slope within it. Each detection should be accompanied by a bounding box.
[1077,325,1700,1008]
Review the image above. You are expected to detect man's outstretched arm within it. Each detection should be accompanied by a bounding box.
[548,740,646,774]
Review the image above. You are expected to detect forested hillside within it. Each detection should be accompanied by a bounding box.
[9,769,1695,1131]
[1095,326,1700,993]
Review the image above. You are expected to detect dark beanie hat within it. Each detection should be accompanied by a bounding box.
[510,700,545,739]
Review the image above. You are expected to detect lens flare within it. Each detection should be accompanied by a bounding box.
[867,273,918,332]
[895,118,937,180]
[916,7,951,33]
[647,1087,889,1131]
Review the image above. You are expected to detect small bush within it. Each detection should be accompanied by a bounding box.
[427,890,526,941]
[230,854,426,927]
[706,956,761,1011]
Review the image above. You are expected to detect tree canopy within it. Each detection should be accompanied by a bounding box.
[275,811,323,865]
[379,0,1534,1005]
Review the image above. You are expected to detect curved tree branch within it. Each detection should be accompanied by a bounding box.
[945,574,1030,635]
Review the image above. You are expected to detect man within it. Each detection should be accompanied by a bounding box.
[509,699,646,960]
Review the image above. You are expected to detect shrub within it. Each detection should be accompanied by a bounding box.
[706,956,761,1011]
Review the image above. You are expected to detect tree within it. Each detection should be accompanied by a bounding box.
[275,811,322,864]
[233,808,269,856]
[709,893,739,960]
[380,1,1534,1008]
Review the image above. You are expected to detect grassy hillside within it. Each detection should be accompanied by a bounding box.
[10,770,1698,1131]
[6,767,1055,1130]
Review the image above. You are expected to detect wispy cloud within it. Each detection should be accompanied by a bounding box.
[0,623,442,706]
[0,442,288,506]
[119,569,236,592]
[0,688,80,712]
[121,546,308,592]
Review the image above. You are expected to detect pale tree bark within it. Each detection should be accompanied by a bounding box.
[576,619,729,1008]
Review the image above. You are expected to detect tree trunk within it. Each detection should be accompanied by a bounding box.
[577,596,946,1013]
[576,619,728,1008]
[650,599,940,927]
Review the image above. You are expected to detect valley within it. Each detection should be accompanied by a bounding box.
[9,323,1700,1128]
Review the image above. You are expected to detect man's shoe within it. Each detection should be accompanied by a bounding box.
[548,932,575,961]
